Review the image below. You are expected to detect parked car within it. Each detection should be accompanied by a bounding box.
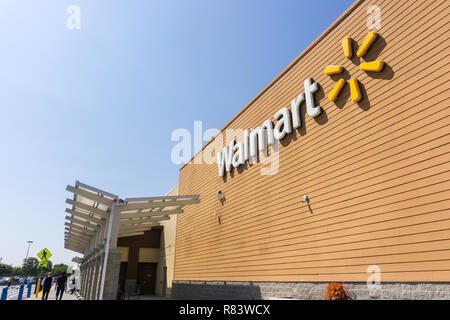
[0,276,14,286]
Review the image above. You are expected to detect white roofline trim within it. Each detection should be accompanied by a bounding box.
[124,194,200,202]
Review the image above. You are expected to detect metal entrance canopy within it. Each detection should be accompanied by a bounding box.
[64,181,199,254]
[63,181,200,299]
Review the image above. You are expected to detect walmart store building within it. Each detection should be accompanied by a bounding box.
[66,0,449,300]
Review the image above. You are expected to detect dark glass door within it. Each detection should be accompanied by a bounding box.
[137,263,157,295]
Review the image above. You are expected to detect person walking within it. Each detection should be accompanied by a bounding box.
[55,272,67,300]
[68,274,76,294]
[41,273,53,300]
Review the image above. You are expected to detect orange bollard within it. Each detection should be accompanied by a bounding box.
[35,278,41,298]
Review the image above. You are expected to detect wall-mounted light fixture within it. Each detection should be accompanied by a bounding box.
[301,194,314,215]
[214,210,221,224]
[301,194,310,204]
[216,190,225,205]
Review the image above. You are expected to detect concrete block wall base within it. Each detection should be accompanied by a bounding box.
[101,250,122,300]
[79,255,104,300]
[172,281,450,300]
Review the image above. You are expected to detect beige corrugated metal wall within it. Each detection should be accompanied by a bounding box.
[175,0,450,282]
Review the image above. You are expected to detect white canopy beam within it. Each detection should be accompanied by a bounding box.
[65,240,88,249]
[118,225,158,233]
[65,228,93,237]
[65,208,105,225]
[66,198,109,218]
[66,185,115,206]
[65,220,100,231]
[65,241,88,249]
[120,208,183,219]
[75,181,119,200]
[119,216,170,226]
[118,232,145,238]
[65,226,95,236]
[65,231,91,241]
[65,238,89,247]
[65,234,90,243]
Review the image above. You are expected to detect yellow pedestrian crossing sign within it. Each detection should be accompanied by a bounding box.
[37,248,52,261]
[38,261,48,267]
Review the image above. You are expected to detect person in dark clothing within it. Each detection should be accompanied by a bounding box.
[55,272,68,300]
[42,273,53,300]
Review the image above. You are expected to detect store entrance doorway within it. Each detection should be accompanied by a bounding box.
[137,263,157,295]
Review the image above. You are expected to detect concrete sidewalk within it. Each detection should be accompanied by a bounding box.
[26,285,78,301]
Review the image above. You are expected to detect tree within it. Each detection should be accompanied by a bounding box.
[22,257,39,276]
[52,263,68,276]
[13,266,23,275]
[0,263,13,276]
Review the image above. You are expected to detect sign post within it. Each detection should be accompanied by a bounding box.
[34,248,52,299]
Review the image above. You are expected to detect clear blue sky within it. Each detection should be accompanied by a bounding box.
[0,0,354,267]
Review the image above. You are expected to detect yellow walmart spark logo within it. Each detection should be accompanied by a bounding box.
[324,31,385,102]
